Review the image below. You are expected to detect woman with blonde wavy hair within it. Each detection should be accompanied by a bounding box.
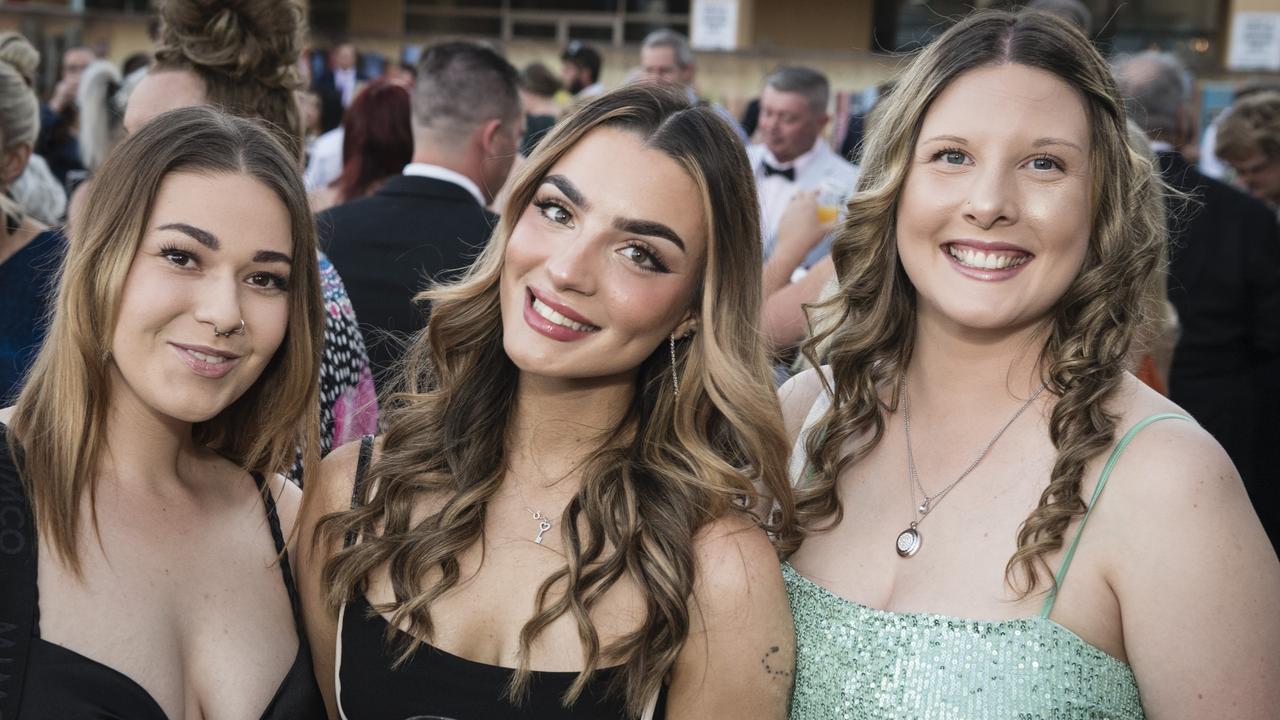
[0,106,326,717]
[779,10,1280,719]
[298,84,798,720]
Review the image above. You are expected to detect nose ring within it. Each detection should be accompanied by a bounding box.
[213,319,246,338]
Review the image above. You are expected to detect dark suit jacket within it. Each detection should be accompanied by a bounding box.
[317,174,497,386]
[312,69,368,133]
[1159,151,1280,546]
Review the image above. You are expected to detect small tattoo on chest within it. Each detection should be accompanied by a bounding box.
[761,644,792,679]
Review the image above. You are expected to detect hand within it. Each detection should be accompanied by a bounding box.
[49,78,77,113]
[776,190,834,258]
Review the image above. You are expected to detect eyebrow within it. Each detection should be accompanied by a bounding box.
[919,134,1085,153]
[253,250,293,265]
[542,175,686,252]
[543,175,588,210]
[159,222,219,250]
[160,222,292,264]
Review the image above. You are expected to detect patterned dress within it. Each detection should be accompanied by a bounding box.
[317,251,378,457]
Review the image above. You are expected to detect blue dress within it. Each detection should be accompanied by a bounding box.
[0,228,63,403]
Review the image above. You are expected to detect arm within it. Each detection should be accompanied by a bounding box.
[1108,420,1280,719]
[664,516,794,720]
[762,190,833,297]
[763,256,835,353]
[296,438,366,719]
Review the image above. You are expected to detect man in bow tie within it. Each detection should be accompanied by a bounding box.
[746,66,858,260]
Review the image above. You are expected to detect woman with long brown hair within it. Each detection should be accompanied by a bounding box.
[1,107,325,717]
[298,84,798,719]
[780,10,1280,719]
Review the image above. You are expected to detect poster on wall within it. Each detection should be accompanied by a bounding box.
[1228,12,1280,71]
[691,0,739,51]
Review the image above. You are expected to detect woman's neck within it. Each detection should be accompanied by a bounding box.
[905,310,1049,412]
[98,372,205,496]
[505,372,634,492]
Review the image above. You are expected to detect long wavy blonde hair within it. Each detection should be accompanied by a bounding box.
[797,10,1166,596]
[7,106,324,574]
[317,84,797,717]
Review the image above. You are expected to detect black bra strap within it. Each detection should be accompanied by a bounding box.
[0,426,37,717]
[254,471,306,627]
[343,435,375,550]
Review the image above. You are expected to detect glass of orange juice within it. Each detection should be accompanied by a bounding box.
[816,177,847,225]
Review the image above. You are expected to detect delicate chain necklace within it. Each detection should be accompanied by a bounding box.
[526,508,553,544]
[895,374,1047,558]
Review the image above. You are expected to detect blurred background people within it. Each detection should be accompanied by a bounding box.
[559,39,602,102]
[517,61,561,157]
[317,40,520,388]
[310,78,412,212]
[0,33,57,403]
[748,65,857,261]
[65,58,127,225]
[639,28,746,141]
[314,41,365,133]
[1215,91,1280,212]
[35,45,94,186]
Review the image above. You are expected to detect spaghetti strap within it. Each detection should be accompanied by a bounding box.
[1039,412,1191,618]
[343,434,375,549]
[253,471,306,623]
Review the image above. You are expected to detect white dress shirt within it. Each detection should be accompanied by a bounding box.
[334,67,357,108]
[747,140,859,258]
[402,162,486,206]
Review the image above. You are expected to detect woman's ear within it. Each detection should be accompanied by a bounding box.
[673,312,698,339]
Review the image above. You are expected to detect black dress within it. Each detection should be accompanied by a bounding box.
[1,425,325,719]
[335,436,669,720]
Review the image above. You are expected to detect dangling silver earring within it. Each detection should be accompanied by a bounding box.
[669,333,680,397]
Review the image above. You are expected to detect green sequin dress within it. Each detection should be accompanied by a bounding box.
[784,393,1188,719]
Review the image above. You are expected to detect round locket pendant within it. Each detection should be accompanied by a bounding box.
[895,526,921,557]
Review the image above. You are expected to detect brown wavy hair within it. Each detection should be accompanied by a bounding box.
[315,84,797,717]
[796,10,1166,596]
[154,0,306,160]
[7,106,324,574]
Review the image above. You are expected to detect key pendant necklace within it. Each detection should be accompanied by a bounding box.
[896,375,1046,558]
[527,508,553,544]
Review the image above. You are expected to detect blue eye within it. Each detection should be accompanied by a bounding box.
[1030,156,1062,171]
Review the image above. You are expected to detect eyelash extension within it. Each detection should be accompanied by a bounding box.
[532,196,573,225]
[624,240,671,274]
[251,271,291,291]
[158,244,199,266]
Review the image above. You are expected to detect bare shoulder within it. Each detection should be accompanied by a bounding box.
[691,513,785,605]
[777,367,830,445]
[265,473,303,539]
[1102,374,1238,499]
[307,436,381,519]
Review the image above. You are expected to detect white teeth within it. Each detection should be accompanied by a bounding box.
[532,298,596,333]
[186,349,229,364]
[948,245,1029,270]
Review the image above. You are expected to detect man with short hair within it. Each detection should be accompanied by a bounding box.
[319,41,523,384]
[638,29,745,140]
[313,42,366,133]
[560,40,603,101]
[1115,51,1280,548]
[747,66,857,259]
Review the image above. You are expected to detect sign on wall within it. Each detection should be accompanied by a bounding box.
[1229,12,1280,71]
[691,0,739,51]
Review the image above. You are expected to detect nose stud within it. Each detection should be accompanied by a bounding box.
[213,319,246,338]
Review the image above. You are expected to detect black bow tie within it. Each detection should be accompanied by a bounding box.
[762,162,795,181]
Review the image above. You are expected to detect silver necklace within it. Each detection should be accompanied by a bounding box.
[526,508,553,544]
[895,375,1046,558]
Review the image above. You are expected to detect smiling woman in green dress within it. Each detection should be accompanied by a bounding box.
[779,10,1280,719]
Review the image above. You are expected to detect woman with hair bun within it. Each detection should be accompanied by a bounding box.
[780,10,1280,719]
[124,0,378,459]
[1,105,325,719]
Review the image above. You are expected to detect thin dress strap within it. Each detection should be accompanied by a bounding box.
[343,434,375,550]
[1039,412,1191,618]
[254,471,306,624]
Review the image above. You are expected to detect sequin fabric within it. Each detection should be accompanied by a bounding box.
[783,563,1144,720]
